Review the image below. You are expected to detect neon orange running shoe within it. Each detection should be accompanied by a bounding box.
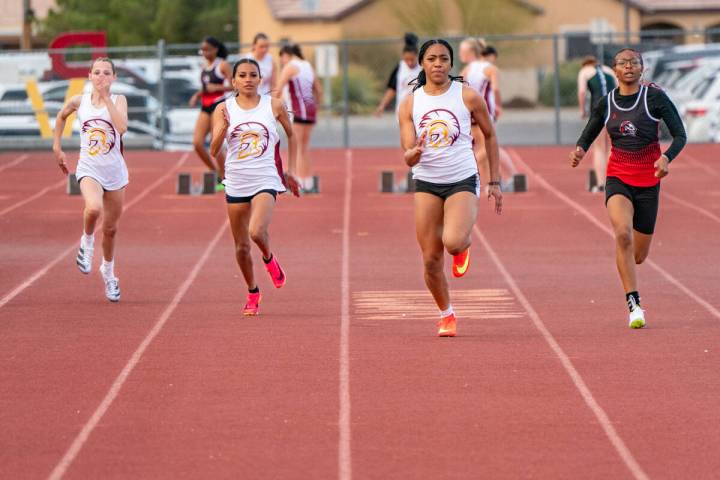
[437,313,457,337]
[243,292,261,316]
[264,254,286,288]
[452,248,470,278]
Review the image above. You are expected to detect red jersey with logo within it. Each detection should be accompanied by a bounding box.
[200,59,226,108]
[604,84,661,187]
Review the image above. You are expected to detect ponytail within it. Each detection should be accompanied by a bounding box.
[204,36,228,59]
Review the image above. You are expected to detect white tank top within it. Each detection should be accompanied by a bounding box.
[411,81,477,184]
[287,58,316,120]
[395,60,422,114]
[223,95,286,197]
[244,52,274,95]
[75,93,128,190]
[465,60,495,118]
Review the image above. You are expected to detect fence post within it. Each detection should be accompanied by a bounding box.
[552,33,561,145]
[157,39,167,150]
[342,40,350,149]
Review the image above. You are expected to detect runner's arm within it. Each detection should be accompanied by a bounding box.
[648,88,687,162]
[576,98,608,151]
[210,103,229,157]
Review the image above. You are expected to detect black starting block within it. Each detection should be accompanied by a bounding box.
[512,174,527,193]
[67,173,81,195]
[177,171,218,195]
[380,170,414,193]
[587,170,598,192]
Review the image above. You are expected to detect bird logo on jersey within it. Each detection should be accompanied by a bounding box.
[230,122,270,159]
[82,119,116,156]
[418,109,461,148]
[619,120,638,137]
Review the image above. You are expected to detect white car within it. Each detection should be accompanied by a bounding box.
[669,64,720,143]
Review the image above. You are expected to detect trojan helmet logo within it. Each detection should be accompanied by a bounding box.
[82,118,116,156]
[619,120,638,137]
[230,122,270,159]
[418,109,461,148]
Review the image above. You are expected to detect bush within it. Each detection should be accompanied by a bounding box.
[538,61,581,107]
[331,63,382,114]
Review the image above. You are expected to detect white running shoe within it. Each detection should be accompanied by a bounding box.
[628,306,646,329]
[76,242,93,274]
[104,277,120,302]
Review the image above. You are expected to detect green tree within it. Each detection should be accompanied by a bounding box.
[388,0,533,37]
[40,0,237,46]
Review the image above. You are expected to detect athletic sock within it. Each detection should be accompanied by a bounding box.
[626,291,641,312]
[81,233,94,248]
[440,306,454,318]
[249,286,260,294]
[262,253,273,264]
[100,259,115,280]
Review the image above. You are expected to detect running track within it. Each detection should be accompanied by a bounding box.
[0,145,718,479]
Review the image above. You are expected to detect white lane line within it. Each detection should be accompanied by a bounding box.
[46,219,228,480]
[683,152,719,178]
[663,190,720,225]
[338,149,353,480]
[0,178,65,217]
[0,153,189,310]
[509,149,720,322]
[473,225,650,480]
[0,153,29,173]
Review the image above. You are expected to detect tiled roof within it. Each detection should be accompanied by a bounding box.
[266,0,370,20]
[630,0,720,11]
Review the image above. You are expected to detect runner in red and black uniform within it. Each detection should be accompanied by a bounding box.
[189,36,232,189]
[570,48,686,329]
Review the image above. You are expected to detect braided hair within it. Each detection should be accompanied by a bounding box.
[411,39,464,92]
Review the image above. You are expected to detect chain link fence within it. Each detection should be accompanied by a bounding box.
[1,28,718,151]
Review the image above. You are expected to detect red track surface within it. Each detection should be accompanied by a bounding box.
[0,145,719,479]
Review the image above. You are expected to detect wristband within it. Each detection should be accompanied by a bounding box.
[487,181,501,186]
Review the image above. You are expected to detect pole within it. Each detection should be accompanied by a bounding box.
[342,40,349,149]
[624,0,631,44]
[552,34,561,145]
[21,0,32,50]
[157,39,167,150]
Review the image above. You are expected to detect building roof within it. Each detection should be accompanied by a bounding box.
[266,0,370,20]
[628,0,720,12]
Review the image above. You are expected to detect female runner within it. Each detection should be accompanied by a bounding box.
[459,40,518,192]
[570,48,687,328]
[53,57,128,302]
[211,58,301,315]
[374,33,421,117]
[275,43,322,193]
[577,55,617,192]
[189,36,232,189]
[399,39,503,337]
[243,32,276,96]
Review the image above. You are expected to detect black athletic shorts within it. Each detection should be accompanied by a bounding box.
[201,99,223,115]
[415,174,479,200]
[226,189,278,204]
[605,176,660,235]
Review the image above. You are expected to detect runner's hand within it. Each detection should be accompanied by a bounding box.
[189,92,199,107]
[488,184,502,215]
[286,173,301,197]
[569,146,585,168]
[654,154,669,178]
[404,130,427,167]
[54,149,69,175]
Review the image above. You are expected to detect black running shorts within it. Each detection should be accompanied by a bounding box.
[605,176,660,235]
[414,174,480,200]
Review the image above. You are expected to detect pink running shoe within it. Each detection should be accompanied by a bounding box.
[264,254,286,288]
[243,292,261,316]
